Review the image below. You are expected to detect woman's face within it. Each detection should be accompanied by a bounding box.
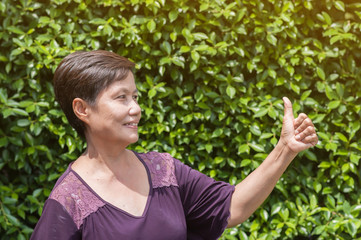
[85,72,141,146]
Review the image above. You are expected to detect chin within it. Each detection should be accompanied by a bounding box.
[128,135,139,144]
[129,139,139,144]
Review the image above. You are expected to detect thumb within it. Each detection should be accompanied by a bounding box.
[283,97,294,120]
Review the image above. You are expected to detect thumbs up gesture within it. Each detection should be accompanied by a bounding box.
[280,97,318,153]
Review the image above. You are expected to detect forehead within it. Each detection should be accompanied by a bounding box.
[99,73,137,96]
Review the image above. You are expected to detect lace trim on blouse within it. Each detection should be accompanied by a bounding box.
[138,152,178,188]
[48,152,176,228]
[49,172,105,229]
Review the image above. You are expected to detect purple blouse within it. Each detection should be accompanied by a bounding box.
[31,152,235,240]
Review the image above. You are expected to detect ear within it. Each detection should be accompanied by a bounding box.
[72,98,91,124]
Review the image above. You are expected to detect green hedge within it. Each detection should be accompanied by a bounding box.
[1,0,361,239]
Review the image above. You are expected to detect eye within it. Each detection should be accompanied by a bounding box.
[117,95,126,99]
[133,95,139,101]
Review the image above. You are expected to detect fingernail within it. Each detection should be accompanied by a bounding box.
[295,130,299,134]
[295,135,300,140]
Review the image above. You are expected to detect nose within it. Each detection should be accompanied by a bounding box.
[129,100,141,116]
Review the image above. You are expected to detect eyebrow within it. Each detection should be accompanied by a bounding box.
[116,88,138,94]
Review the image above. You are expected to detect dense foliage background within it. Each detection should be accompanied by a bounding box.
[1,0,361,239]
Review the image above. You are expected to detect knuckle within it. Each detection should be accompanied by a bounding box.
[304,118,312,125]
[299,113,307,118]
[307,126,314,132]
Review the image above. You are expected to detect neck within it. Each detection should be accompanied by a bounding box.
[81,134,135,173]
[86,129,133,154]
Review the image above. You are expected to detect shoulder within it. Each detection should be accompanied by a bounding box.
[49,169,105,229]
[135,151,179,188]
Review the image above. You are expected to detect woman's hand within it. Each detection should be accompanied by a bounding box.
[280,97,318,153]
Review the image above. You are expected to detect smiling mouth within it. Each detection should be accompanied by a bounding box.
[124,123,138,126]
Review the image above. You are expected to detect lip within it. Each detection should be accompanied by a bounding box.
[123,121,139,129]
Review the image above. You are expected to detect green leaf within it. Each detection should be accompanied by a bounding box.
[11,48,23,57]
[334,1,345,12]
[325,85,338,100]
[226,85,236,99]
[343,201,351,214]
[170,32,177,42]
[214,157,224,164]
[159,56,171,65]
[0,137,8,147]
[191,51,200,63]
[12,108,29,116]
[316,67,325,80]
[328,100,340,109]
[90,18,107,25]
[7,26,26,35]
[260,209,269,221]
[327,195,336,208]
[301,90,312,101]
[249,143,265,152]
[313,225,326,235]
[335,132,348,142]
[147,20,156,32]
[161,41,171,55]
[32,189,42,197]
[303,0,313,9]
[290,82,300,94]
[310,194,318,209]
[330,35,343,45]
[254,108,268,118]
[211,128,223,138]
[238,144,250,154]
[17,119,30,127]
[0,55,8,62]
[180,46,190,53]
[205,144,213,153]
[322,12,332,25]
[304,150,317,161]
[0,89,8,103]
[271,204,282,215]
[193,33,208,41]
[240,159,251,167]
[260,133,273,139]
[103,24,113,36]
[7,215,20,226]
[266,34,277,46]
[250,125,261,136]
[48,173,60,181]
[172,57,185,68]
[148,88,157,98]
[18,233,26,240]
[182,114,193,123]
[350,153,360,165]
[199,3,208,11]
[319,161,331,168]
[182,28,194,45]
[168,10,178,22]
[346,222,357,237]
[335,83,344,98]
[268,68,276,79]
[313,181,322,193]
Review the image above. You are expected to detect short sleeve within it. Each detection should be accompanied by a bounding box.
[31,199,81,240]
[174,159,235,240]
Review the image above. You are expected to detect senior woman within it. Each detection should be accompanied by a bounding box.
[31,50,318,240]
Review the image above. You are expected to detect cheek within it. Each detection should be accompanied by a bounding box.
[111,107,130,120]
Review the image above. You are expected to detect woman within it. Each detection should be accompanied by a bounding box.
[31,50,318,239]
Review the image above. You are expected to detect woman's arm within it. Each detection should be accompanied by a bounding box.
[227,97,318,227]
